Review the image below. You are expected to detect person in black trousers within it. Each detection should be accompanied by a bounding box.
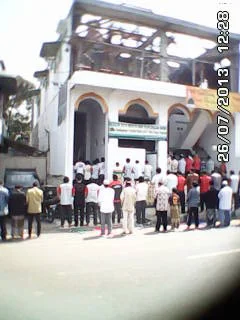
[73,174,86,226]
[204,181,219,228]
[154,180,170,232]
[109,175,123,224]
[186,182,200,229]
[135,176,148,225]
[8,185,26,239]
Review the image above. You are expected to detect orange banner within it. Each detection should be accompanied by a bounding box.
[186,86,240,113]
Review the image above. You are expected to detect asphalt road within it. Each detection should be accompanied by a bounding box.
[0,218,240,320]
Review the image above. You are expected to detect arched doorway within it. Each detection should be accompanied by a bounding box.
[118,102,157,151]
[74,98,105,163]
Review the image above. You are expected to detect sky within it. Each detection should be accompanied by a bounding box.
[0,0,239,86]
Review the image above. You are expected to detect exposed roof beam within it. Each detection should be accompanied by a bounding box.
[138,29,162,50]
[73,0,240,42]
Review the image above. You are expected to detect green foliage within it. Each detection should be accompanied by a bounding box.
[5,76,37,142]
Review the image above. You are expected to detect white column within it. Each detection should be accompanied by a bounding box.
[157,140,168,175]
[64,81,74,182]
[106,138,118,179]
[156,105,168,175]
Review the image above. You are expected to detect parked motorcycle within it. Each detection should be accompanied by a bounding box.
[41,185,60,223]
[42,200,59,223]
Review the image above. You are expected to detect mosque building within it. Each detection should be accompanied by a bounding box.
[32,0,240,181]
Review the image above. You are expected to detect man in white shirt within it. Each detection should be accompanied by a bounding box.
[135,176,149,225]
[151,168,166,189]
[144,160,153,181]
[123,158,133,181]
[91,159,100,183]
[206,156,215,175]
[165,170,178,192]
[74,159,85,177]
[211,169,222,191]
[120,179,136,235]
[57,176,75,228]
[133,160,143,182]
[113,162,123,182]
[218,180,233,227]
[171,156,178,173]
[167,154,172,171]
[98,179,115,237]
[85,179,100,226]
[178,154,186,175]
[98,157,105,185]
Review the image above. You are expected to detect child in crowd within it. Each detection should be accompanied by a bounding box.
[169,188,181,230]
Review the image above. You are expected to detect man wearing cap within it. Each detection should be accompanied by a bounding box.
[98,179,115,237]
[218,180,233,227]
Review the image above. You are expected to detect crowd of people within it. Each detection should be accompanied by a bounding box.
[0,153,239,240]
[0,180,43,240]
[59,154,240,237]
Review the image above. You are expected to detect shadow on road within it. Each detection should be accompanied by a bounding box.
[144,230,160,236]
[83,235,102,241]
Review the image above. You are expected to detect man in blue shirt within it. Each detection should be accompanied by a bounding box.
[0,180,9,240]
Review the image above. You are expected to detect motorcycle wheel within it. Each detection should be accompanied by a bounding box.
[47,208,55,223]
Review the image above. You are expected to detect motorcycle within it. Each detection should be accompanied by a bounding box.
[41,185,60,223]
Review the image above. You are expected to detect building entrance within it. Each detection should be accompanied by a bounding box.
[74,98,105,163]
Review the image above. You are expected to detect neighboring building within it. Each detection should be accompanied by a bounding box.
[0,60,17,150]
[33,0,240,182]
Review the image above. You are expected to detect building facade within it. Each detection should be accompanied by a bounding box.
[33,0,240,182]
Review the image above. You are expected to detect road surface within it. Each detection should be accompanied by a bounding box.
[0,218,240,320]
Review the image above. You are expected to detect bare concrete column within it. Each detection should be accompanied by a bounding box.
[159,31,169,82]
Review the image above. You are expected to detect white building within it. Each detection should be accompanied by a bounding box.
[32,0,240,182]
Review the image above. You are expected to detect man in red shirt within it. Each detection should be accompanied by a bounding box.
[199,171,212,212]
[177,171,186,214]
[192,153,201,175]
[185,155,193,174]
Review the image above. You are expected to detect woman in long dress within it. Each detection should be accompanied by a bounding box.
[169,188,181,230]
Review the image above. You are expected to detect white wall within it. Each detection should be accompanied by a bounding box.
[36,68,188,180]
[168,114,189,149]
[199,122,218,164]
[181,110,211,149]
[107,140,146,179]
[0,154,47,183]
[199,116,239,173]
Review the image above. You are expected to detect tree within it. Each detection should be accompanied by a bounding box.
[4,76,38,142]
